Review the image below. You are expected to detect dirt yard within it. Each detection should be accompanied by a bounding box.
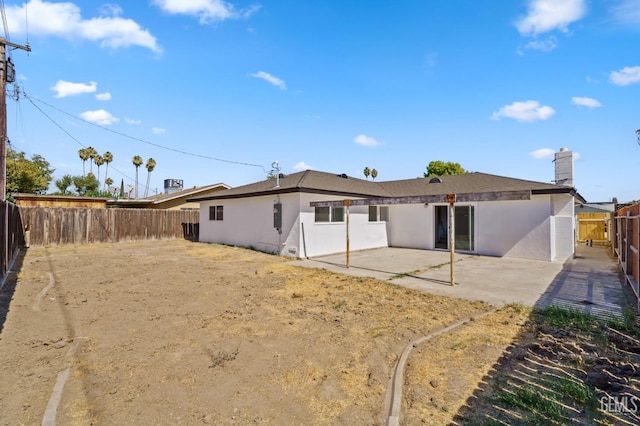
[0,240,536,424]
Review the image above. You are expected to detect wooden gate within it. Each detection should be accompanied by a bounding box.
[577,212,611,245]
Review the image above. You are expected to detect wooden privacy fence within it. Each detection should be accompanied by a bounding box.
[1,200,24,280]
[19,207,200,246]
[613,203,639,311]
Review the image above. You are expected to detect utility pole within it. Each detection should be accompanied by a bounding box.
[0,37,30,201]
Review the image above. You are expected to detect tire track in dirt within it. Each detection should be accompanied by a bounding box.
[37,248,89,426]
[32,272,55,312]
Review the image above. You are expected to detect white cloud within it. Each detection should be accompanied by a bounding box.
[516,0,586,36]
[152,127,166,135]
[571,96,602,108]
[6,0,160,52]
[293,161,313,171]
[524,37,557,52]
[98,4,123,17]
[79,109,118,125]
[491,100,555,122]
[152,0,260,24]
[125,118,142,125]
[354,134,382,147]
[96,92,112,101]
[530,148,555,159]
[610,66,640,86]
[610,0,640,25]
[51,80,97,98]
[250,71,286,90]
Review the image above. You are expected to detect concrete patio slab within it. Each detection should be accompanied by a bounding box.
[290,245,629,318]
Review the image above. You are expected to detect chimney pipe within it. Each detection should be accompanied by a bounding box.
[554,148,574,187]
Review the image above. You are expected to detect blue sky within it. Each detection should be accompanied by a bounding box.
[3,0,640,201]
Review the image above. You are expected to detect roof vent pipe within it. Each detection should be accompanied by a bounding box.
[271,161,281,188]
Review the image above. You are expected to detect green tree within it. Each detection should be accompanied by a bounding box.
[72,173,99,196]
[53,174,73,195]
[423,161,466,177]
[363,166,371,180]
[6,148,54,195]
[144,157,156,197]
[119,179,125,199]
[132,155,144,198]
[371,168,378,181]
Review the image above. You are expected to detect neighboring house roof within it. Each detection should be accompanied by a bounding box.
[189,170,586,203]
[576,203,615,213]
[111,183,230,208]
[143,183,230,203]
[12,193,109,208]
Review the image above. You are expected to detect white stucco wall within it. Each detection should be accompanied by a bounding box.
[199,191,575,262]
[551,194,576,261]
[386,204,432,249]
[199,193,301,255]
[199,192,389,258]
[297,193,388,257]
[476,196,553,260]
[386,196,569,261]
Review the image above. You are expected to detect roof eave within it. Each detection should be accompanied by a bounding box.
[532,187,587,204]
[188,186,387,202]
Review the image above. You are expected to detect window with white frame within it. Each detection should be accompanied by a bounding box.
[209,205,224,221]
[369,205,389,222]
[314,206,345,222]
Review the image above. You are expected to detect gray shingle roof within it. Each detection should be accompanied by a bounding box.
[189,170,392,201]
[189,170,585,202]
[377,172,567,197]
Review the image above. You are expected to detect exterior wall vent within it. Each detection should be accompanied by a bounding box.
[429,177,442,184]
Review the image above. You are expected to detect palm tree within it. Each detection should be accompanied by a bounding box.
[94,154,105,184]
[144,157,156,197]
[78,148,90,176]
[363,167,371,180]
[105,177,114,196]
[86,147,98,174]
[102,151,113,189]
[132,155,144,198]
[371,168,378,181]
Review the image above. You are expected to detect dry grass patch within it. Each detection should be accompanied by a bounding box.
[1,240,512,424]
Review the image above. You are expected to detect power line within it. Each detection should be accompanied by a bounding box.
[22,94,136,184]
[23,91,269,173]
